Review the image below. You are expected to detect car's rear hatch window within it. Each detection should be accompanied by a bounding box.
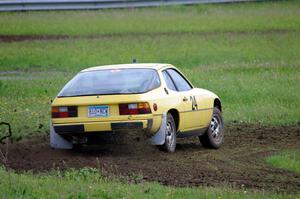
[58,68,160,97]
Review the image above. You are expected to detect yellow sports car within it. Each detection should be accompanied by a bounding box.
[50,63,224,152]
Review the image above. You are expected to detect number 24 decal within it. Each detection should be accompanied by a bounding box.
[190,96,198,110]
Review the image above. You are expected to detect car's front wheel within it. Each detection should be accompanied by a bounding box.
[160,113,176,152]
[199,107,224,149]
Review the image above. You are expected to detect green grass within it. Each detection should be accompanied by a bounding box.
[0,71,71,140]
[0,32,299,140]
[0,167,298,199]
[266,151,300,174]
[0,1,300,198]
[0,1,299,36]
[1,33,300,71]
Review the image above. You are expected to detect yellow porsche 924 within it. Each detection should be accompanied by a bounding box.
[50,63,224,152]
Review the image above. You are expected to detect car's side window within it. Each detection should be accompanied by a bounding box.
[167,69,192,91]
[162,70,176,91]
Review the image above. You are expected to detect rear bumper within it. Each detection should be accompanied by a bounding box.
[53,119,152,135]
[50,114,167,148]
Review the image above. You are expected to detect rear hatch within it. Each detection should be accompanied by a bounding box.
[51,68,160,124]
[51,94,152,124]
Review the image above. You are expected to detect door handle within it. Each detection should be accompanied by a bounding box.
[183,97,188,102]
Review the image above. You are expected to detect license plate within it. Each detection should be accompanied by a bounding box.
[88,105,109,117]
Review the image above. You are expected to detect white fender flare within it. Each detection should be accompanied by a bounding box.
[150,113,167,145]
[50,121,73,149]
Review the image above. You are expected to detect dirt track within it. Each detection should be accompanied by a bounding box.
[1,124,300,193]
[0,30,297,43]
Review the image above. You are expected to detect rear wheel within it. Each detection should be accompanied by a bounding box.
[199,107,224,149]
[159,113,176,152]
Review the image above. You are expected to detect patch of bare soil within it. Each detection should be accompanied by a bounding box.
[0,30,296,43]
[1,124,300,193]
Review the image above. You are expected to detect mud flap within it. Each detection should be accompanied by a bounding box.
[50,122,73,149]
[150,114,166,145]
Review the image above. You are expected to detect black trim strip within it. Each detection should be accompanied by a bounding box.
[180,107,213,113]
[111,122,143,130]
[54,124,84,134]
[177,127,207,138]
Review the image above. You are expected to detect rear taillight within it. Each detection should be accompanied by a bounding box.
[51,106,77,118]
[119,102,151,115]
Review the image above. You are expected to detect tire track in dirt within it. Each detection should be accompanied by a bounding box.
[1,124,300,193]
[0,29,297,43]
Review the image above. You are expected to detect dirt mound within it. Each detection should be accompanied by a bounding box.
[1,124,300,193]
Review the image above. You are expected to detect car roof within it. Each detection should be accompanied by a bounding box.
[81,63,172,72]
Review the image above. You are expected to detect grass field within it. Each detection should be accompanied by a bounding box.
[1,3,300,139]
[0,0,300,198]
[0,167,298,199]
[266,150,300,174]
[0,1,299,36]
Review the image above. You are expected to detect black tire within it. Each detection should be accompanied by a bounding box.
[199,107,224,149]
[159,113,177,152]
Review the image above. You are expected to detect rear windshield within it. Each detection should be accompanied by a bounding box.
[58,68,161,97]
